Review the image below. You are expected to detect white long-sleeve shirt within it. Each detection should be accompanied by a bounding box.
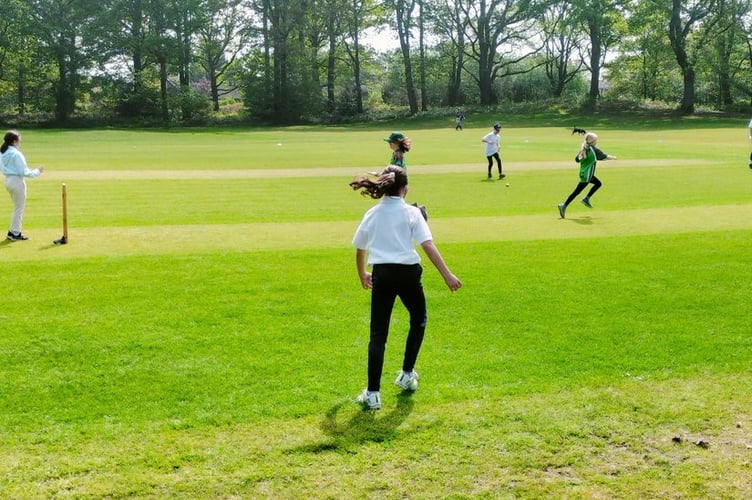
[1,146,42,178]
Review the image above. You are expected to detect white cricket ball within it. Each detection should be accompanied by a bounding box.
[505,183,510,187]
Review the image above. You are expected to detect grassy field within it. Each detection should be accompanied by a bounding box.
[0,114,751,498]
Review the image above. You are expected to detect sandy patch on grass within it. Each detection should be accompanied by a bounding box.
[41,159,714,181]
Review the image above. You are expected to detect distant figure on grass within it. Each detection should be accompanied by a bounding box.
[1,130,44,241]
[455,109,465,131]
[748,117,752,168]
[350,166,462,410]
[385,131,411,169]
[558,132,616,219]
[482,122,505,179]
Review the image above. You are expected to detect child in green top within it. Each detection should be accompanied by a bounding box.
[558,132,616,219]
[384,131,411,169]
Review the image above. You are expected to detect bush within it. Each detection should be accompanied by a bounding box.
[169,88,211,124]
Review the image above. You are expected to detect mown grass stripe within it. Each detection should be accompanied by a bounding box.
[39,158,715,181]
[6,203,750,261]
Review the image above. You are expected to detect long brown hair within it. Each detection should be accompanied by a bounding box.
[1,130,19,154]
[395,136,411,152]
[349,165,408,199]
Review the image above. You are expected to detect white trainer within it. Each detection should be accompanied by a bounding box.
[356,389,381,410]
[395,370,419,391]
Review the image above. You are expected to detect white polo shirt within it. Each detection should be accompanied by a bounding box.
[353,196,432,265]
[482,131,500,156]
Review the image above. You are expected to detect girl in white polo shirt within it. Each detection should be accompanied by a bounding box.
[481,122,505,179]
[350,165,462,410]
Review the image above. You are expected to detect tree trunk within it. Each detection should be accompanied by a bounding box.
[716,30,733,107]
[16,66,26,117]
[476,12,495,105]
[158,55,169,122]
[680,66,696,114]
[401,46,419,114]
[327,27,336,113]
[352,30,363,114]
[54,54,74,122]
[394,0,418,114]
[418,0,427,112]
[210,75,220,112]
[446,56,462,106]
[478,53,495,105]
[586,16,602,111]
[669,0,695,115]
[446,4,464,107]
[132,0,144,92]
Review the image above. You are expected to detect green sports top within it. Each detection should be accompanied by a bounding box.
[390,150,406,169]
[577,146,607,182]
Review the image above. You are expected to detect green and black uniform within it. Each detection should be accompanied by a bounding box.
[563,146,606,206]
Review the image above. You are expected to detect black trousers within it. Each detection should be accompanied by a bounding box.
[564,176,602,206]
[367,264,427,391]
[487,153,502,174]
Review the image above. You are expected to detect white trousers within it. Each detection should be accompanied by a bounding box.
[5,176,27,234]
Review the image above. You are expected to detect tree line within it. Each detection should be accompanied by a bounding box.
[0,0,750,126]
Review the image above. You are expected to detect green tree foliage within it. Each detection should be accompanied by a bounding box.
[661,0,719,114]
[568,0,630,110]
[387,0,420,114]
[1,0,751,125]
[460,0,547,105]
[0,0,39,116]
[429,0,470,106]
[22,0,112,122]
[608,2,680,104]
[195,0,251,112]
[697,0,752,108]
[541,0,586,98]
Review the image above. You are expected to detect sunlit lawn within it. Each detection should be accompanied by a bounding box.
[0,115,750,497]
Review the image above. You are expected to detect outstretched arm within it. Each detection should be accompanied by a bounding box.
[593,147,617,161]
[420,240,462,292]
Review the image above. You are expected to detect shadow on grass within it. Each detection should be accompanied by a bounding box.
[286,392,415,454]
[572,216,594,225]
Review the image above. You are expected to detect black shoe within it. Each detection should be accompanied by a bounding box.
[499,173,506,179]
[487,173,492,179]
[7,231,29,241]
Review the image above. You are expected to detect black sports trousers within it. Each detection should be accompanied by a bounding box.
[367,263,427,391]
[564,176,602,205]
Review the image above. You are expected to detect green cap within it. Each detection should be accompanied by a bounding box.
[384,131,405,142]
